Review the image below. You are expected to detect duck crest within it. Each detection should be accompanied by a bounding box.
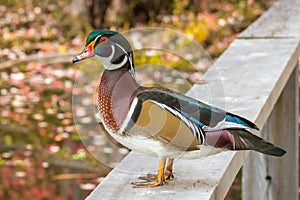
[98,67,139,132]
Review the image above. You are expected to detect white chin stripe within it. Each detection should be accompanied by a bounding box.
[96,44,132,71]
[98,45,115,67]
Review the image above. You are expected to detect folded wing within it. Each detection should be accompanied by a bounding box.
[123,86,285,156]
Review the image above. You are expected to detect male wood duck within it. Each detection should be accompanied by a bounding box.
[72,30,286,188]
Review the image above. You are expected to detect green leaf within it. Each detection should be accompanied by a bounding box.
[4,135,13,146]
[0,159,6,166]
[71,150,87,160]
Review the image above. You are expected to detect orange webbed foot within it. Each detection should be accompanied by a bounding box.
[131,179,165,188]
[132,158,175,188]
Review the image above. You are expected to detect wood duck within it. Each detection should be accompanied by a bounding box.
[72,30,286,188]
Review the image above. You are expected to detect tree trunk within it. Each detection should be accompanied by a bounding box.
[87,0,112,29]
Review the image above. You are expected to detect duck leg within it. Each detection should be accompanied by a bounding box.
[138,158,174,181]
[132,159,166,188]
[165,158,174,180]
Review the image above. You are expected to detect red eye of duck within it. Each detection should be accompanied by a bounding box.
[100,37,108,44]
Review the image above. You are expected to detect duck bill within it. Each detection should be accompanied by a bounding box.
[72,43,95,63]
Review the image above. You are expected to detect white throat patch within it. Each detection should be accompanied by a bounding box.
[96,45,129,70]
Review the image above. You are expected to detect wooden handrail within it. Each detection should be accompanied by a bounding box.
[87,1,300,199]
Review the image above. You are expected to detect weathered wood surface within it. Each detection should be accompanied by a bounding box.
[87,151,245,200]
[242,67,299,200]
[240,0,300,199]
[87,38,300,200]
[239,0,300,38]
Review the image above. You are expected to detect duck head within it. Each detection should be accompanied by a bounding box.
[73,30,135,74]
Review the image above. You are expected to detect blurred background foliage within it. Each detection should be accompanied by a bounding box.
[0,0,276,199]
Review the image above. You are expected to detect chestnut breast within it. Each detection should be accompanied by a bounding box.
[98,69,139,132]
